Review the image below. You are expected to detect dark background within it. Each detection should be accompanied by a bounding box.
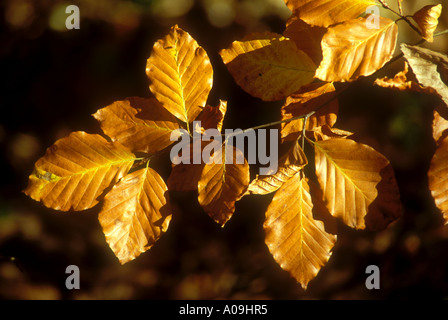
[1,0,448,299]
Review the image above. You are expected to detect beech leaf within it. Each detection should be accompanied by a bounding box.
[99,166,171,264]
[198,144,250,226]
[24,132,135,211]
[220,32,316,101]
[374,62,433,93]
[401,43,448,106]
[312,137,389,229]
[93,97,180,154]
[412,4,442,43]
[284,0,377,28]
[428,135,448,224]
[316,15,398,82]
[146,25,213,124]
[264,173,337,289]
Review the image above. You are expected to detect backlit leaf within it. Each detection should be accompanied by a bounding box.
[220,32,316,101]
[316,15,398,82]
[248,140,307,195]
[264,173,337,289]
[312,137,389,229]
[428,135,448,224]
[412,4,442,43]
[93,97,180,154]
[281,82,338,141]
[284,0,376,28]
[24,132,135,211]
[99,166,171,264]
[433,107,448,144]
[146,25,213,124]
[196,100,227,132]
[401,44,448,106]
[374,62,432,93]
[198,144,250,226]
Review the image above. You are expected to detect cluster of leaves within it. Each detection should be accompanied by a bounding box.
[24,0,447,290]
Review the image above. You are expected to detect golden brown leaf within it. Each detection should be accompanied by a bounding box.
[433,107,448,144]
[196,100,227,132]
[401,43,448,106]
[248,140,307,195]
[374,62,432,93]
[428,135,448,224]
[412,4,442,43]
[281,82,338,141]
[284,0,376,28]
[93,97,180,154]
[311,138,389,229]
[220,32,316,101]
[283,16,326,65]
[315,15,398,82]
[198,144,250,226]
[146,25,213,124]
[99,166,171,264]
[264,173,337,289]
[24,132,135,211]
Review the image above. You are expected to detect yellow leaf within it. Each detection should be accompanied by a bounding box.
[428,135,448,224]
[284,0,376,28]
[412,4,442,43]
[315,16,398,82]
[99,166,171,264]
[24,132,135,211]
[93,97,180,154]
[220,32,316,101]
[311,138,389,229]
[264,173,336,289]
[281,82,338,141]
[198,144,250,226]
[146,25,213,125]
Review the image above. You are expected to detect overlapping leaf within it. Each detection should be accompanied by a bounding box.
[93,97,180,154]
[198,144,250,226]
[284,0,376,28]
[264,173,337,289]
[146,25,213,125]
[99,166,172,264]
[220,32,316,101]
[401,44,448,106]
[429,134,448,224]
[374,62,432,93]
[24,131,136,211]
[412,4,442,43]
[281,82,339,141]
[316,15,398,82]
[311,137,389,229]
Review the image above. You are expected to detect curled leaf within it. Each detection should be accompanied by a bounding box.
[428,135,448,224]
[374,62,433,93]
[412,4,442,43]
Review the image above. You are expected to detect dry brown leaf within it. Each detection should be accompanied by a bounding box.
[264,173,337,289]
[316,15,398,82]
[412,4,442,43]
[196,100,227,132]
[220,32,316,101]
[281,82,338,141]
[374,62,432,93]
[284,0,376,28]
[248,140,307,195]
[312,137,389,229]
[24,131,135,211]
[146,25,213,124]
[433,107,448,144]
[99,166,171,264]
[428,135,448,224]
[198,144,250,226]
[93,97,180,154]
[283,16,327,65]
[401,43,448,106]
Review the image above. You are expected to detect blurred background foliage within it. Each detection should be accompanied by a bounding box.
[1,0,448,299]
